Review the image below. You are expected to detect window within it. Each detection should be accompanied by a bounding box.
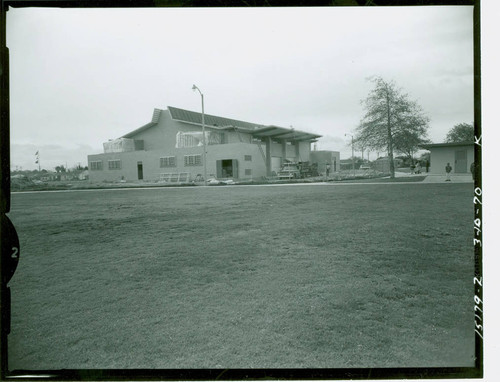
[160,156,176,168]
[176,131,224,148]
[244,155,252,161]
[90,161,103,171]
[245,169,252,176]
[108,160,121,170]
[184,154,202,166]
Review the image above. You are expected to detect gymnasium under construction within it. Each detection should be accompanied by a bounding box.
[87,106,339,183]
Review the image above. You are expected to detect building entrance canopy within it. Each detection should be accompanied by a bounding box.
[251,125,321,142]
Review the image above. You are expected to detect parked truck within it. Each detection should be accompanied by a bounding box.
[277,161,319,179]
[278,163,301,179]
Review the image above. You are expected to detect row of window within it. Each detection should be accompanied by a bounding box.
[90,155,253,171]
[160,156,176,168]
[90,160,121,170]
[183,155,201,167]
[160,155,203,167]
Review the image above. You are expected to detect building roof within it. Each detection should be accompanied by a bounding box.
[311,150,340,154]
[169,106,321,142]
[251,125,321,142]
[122,106,321,142]
[121,108,162,138]
[420,141,474,149]
[169,106,266,131]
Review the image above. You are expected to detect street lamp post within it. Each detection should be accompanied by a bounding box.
[192,84,207,186]
[345,133,355,176]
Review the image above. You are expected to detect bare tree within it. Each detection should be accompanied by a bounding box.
[356,77,430,178]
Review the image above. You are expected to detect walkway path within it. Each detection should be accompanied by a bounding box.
[422,174,474,183]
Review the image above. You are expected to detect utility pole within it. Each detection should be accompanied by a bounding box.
[35,151,40,171]
[192,85,208,186]
[351,137,354,175]
[345,133,355,176]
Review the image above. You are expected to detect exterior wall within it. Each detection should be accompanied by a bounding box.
[88,108,315,182]
[88,142,268,182]
[269,141,283,157]
[428,145,474,175]
[227,130,252,144]
[126,124,167,151]
[88,150,167,182]
[266,140,311,164]
[130,110,232,150]
[310,151,341,173]
[209,143,267,179]
[285,142,298,161]
[297,141,312,162]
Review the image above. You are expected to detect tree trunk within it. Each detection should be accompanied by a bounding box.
[385,85,396,179]
[387,137,395,178]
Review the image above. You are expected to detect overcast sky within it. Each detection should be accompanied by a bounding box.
[7,5,475,170]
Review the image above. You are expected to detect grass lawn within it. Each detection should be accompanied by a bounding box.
[7,183,476,370]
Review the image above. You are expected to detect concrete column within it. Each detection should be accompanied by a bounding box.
[266,136,272,176]
[295,141,300,161]
[281,139,287,163]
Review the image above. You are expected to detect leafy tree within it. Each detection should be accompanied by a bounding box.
[355,77,430,178]
[393,128,431,164]
[419,152,430,163]
[444,123,474,143]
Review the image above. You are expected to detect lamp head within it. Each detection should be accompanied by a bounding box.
[192,84,197,91]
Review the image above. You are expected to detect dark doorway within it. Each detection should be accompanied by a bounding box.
[137,162,143,180]
[216,159,238,178]
[454,150,467,173]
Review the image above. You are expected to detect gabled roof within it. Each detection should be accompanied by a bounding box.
[121,122,156,138]
[169,106,265,131]
[121,106,321,142]
[121,108,162,138]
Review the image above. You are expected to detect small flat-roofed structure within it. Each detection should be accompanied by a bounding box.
[420,142,474,175]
